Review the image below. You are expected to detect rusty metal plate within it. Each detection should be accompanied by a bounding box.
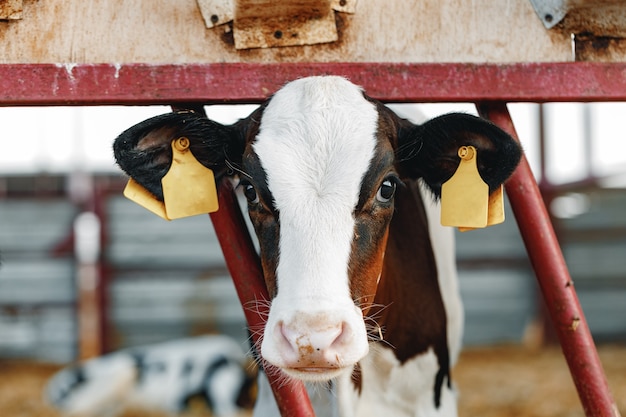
[331,0,357,14]
[0,0,23,20]
[563,5,626,38]
[574,34,626,61]
[196,0,234,28]
[233,0,338,49]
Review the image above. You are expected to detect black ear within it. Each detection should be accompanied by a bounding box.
[397,113,522,197]
[113,111,248,200]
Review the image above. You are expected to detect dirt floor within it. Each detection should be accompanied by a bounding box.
[1,344,625,417]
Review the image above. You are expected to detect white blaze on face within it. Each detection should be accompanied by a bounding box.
[253,77,379,377]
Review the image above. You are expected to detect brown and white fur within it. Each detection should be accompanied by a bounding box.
[113,76,522,417]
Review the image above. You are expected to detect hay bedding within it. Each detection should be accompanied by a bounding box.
[454,345,626,417]
[1,345,625,417]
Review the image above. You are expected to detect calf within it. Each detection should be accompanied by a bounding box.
[113,76,521,416]
[46,335,255,417]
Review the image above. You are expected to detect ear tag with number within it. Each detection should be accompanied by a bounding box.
[441,146,489,229]
[161,137,219,219]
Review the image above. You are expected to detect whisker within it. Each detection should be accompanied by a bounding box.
[362,303,394,325]
[245,328,264,345]
[353,294,393,317]
[245,358,260,374]
[244,322,266,360]
[365,326,395,349]
[243,297,272,319]
[261,364,293,390]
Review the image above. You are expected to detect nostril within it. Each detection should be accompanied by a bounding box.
[308,324,343,351]
[329,322,351,348]
[275,321,300,363]
[278,321,295,348]
[278,320,350,354]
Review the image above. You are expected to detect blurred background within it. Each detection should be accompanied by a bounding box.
[0,102,625,416]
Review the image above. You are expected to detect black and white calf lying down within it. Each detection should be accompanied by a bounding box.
[113,76,522,416]
[46,335,255,417]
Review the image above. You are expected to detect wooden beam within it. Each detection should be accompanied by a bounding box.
[2,62,626,106]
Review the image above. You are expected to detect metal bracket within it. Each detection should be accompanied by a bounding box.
[197,0,234,28]
[197,0,357,49]
[528,0,568,29]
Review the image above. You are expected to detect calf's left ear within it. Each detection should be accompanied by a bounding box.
[397,113,522,197]
[113,111,245,201]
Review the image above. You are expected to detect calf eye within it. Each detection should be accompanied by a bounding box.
[243,183,260,205]
[376,179,396,203]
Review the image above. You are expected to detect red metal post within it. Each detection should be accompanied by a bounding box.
[477,102,620,417]
[209,178,315,417]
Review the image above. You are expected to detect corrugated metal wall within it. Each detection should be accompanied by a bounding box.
[0,184,624,363]
[0,199,77,362]
[559,189,626,342]
[106,195,248,349]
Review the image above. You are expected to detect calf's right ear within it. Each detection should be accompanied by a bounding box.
[113,111,247,201]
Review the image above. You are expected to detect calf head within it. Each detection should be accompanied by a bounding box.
[114,76,521,382]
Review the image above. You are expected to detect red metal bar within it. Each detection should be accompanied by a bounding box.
[2,62,626,106]
[477,102,619,417]
[209,178,315,417]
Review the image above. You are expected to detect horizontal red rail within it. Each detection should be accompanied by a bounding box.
[2,62,626,106]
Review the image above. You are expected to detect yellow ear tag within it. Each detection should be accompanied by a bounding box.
[161,137,219,219]
[123,178,169,220]
[441,146,489,229]
[457,185,505,232]
[487,184,505,226]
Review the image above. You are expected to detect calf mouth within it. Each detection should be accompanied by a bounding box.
[282,365,349,382]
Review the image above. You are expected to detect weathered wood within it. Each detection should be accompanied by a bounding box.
[233,0,337,49]
[0,0,572,63]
